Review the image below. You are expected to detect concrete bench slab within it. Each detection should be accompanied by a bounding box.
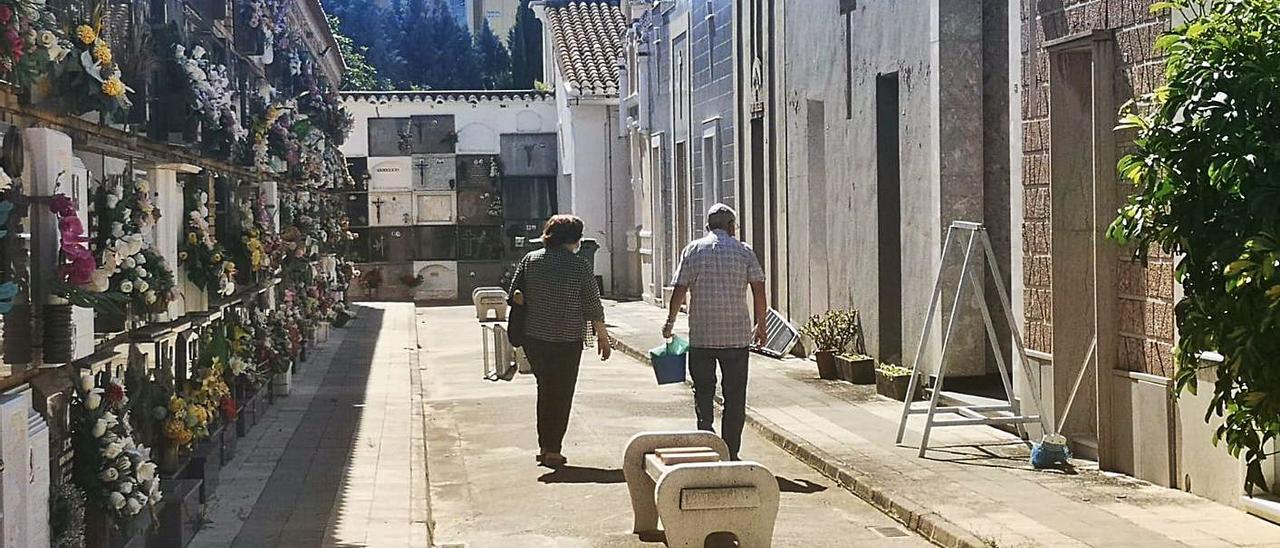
[471,287,508,322]
[624,431,780,548]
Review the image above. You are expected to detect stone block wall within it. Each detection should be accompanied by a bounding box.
[1020,0,1176,376]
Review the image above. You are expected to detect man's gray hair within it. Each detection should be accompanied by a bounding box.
[706,203,737,231]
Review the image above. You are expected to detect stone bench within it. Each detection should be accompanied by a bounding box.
[624,431,780,547]
[471,287,508,322]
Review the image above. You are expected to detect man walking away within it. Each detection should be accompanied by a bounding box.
[662,204,767,460]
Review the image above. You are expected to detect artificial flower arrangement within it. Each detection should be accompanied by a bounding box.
[48,11,131,117]
[234,191,281,278]
[159,394,207,450]
[49,191,131,312]
[179,183,236,297]
[244,0,286,61]
[69,369,163,526]
[173,43,247,159]
[0,0,71,87]
[91,175,176,312]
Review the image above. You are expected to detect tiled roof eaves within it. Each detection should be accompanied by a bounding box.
[340,90,556,104]
[545,1,625,97]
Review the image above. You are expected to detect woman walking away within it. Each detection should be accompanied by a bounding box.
[510,215,612,468]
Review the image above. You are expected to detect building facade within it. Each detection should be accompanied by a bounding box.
[339,91,559,302]
[468,0,521,42]
[533,0,638,298]
[1012,0,1262,508]
[620,0,736,305]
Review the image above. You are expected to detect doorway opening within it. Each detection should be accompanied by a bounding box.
[876,73,903,364]
[750,118,767,269]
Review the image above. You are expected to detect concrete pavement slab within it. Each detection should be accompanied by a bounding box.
[419,304,929,547]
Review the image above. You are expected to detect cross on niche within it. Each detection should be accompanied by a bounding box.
[414,157,430,188]
[522,145,535,168]
[371,195,388,223]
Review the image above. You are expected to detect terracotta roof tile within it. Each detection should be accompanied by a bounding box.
[545,1,626,97]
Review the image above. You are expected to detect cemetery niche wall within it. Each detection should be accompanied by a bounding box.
[0,1,357,546]
[340,91,559,303]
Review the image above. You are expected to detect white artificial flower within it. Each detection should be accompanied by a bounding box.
[135,280,149,293]
[87,270,111,293]
[103,442,124,459]
[136,462,157,482]
[38,31,55,48]
[110,223,124,238]
[124,257,136,269]
[103,412,119,427]
[99,467,119,482]
[109,492,126,510]
[125,497,142,515]
[105,195,119,209]
[80,372,95,392]
[136,267,148,279]
[86,392,102,411]
[121,208,132,219]
[92,419,108,438]
[136,253,147,265]
[144,290,157,305]
[49,44,68,63]
[118,481,133,495]
[0,167,10,192]
[120,281,133,293]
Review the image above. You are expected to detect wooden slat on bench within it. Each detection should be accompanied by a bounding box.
[680,487,762,511]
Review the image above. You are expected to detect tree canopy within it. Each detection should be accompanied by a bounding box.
[324,0,536,91]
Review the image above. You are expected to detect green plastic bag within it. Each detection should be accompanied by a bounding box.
[649,336,689,385]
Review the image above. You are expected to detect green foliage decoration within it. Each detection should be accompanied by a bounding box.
[1107,0,1280,492]
[800,309,859,353]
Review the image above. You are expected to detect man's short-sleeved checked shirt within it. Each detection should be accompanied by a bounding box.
[672,230,766,349]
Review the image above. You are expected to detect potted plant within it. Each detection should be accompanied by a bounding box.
[836,353,877,384]
[876,363,923,401]
[800,310,858,380]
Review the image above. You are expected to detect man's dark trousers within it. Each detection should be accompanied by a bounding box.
[689,347,749,459]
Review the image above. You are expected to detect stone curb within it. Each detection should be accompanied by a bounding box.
[609,335,987,548]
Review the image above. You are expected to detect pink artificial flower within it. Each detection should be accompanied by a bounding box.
[0,6,12,25]
[59,216,88,243]
[4,29,20,53]
[62,254,96,285]
[50,194,76,217]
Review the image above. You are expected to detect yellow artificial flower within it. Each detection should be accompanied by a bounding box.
[75,25,96,46]
[187,232,198,245]
[101,77,125,98]
[212,252,222,263]
[92,43,112,65]
[164,417,192,445]
[168,395,186,415]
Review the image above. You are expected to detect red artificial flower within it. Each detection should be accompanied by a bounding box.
[105,382,126,405]
[0,6,12,25]
[220,396,238,422]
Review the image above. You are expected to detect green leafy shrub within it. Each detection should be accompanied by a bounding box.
[800,309,859,353]
[1108,0,1280,492]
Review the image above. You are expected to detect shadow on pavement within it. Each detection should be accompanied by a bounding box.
[777,477,828,494]
[537,465,626,484]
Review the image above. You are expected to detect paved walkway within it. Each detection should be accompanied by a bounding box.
[419,305,928,547]
[190,303,429,548]
[603,300,1280,548]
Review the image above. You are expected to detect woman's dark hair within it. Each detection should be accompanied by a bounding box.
[542,215,585,247]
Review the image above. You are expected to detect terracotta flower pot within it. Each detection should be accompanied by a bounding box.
[814,351,839,380]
